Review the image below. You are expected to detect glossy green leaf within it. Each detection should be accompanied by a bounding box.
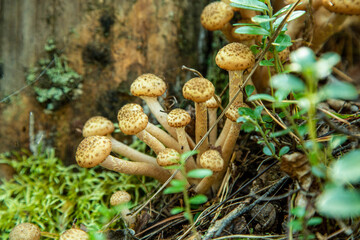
[230,0,269,12]
[252,15,276,23]
[273,33,292,52]
[260,59,274,66]
[263,143,275,156]
[245,84,255,97]
[291,206,306,218]
[330,150,360,184]
[273,4,292,17]
[279,146,290,156]
[180,150,199,163]
[241,121,256,132]
[271,74,305,92]
[164,186,184,194]
[254,106,263,119]
[235,26,270,36]
[170,207,184,215]
[320,81,358,100]
[187,169,213,178]
[170,179,187,187]
[247,93,275,102]
[306,217,323,226]
[316,187,360,218]
[289,47,316,70]
[315,52,340,78]
[189,194,208,205]
[274,10,305,28]
[329,135,347,150]
[270,128,291,138]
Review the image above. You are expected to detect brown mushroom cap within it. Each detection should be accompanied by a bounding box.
[82,116,115,137]
[118,108,148,135]
[76,136,112,168]
[59,228,89,240]
[156,148,181,166]
[215,42,255,71]
[201,1,234,31]
[110,190,131,206]
[322,0,360,15]
[130,73,167,97]
[206,95,221,109]
[167,108,191,128]
[9,223,41,240]
[226,102,249,122]
[119,103,143,113]
[200,150,224,172]
[182,77,215,103]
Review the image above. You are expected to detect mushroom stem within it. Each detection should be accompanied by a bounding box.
[109,136,157,165]
[175,128,197,171]
[100,155,171,183]
[195,102,209,161]
[228,70,244,104]
[208,108,218,145]
[146,123,182,152]
[194,175,217,194]
[215,119,231,147]
[136,130,166,155]
[141,96,177,138]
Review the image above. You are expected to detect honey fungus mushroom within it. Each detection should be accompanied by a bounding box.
[110,190,135,225]
[75,136,172,183]
[9,223,41,240]
[59,228,89,240]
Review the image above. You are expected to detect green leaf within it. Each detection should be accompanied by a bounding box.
[330,150,360,184]
[170,207,184,215]
[241,122,256,132]
[254,106,263,119]
[320,81,358,101]
[290,47,316,70]
[273,4,292,17]
[306,217,323,226]
[180,150,199,163]
[289,219,303,232]
[315,52,340,78]
[291,206,306,218]
[260,59,274,66]
[235,26,270,36]
[187,169,213,178]
[230,0,269,12]
[251,15,276,23]
[316,187,360,218]
[189,194,208,205]
[263,143,275,156]
[164,186,184,194]
[273,33,292,52]
[274,10,305,29]
[238,107,256,119]
[270,128,291,138]
[271,74,305,92]
[245,85,255,97]
[248,94,275,102]
[170,179,187,187]
[279,146,290,157]
[329,135,347,150]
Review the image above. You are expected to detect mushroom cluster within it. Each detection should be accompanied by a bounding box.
[75,42,255,200]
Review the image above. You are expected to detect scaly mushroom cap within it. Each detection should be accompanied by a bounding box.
[119,103,143,113]
[182,77,215,103]
[59,228,89,240]
[226,102,249,122]
[200,150,224,172]
[322,0,360,15]
[167,108,191,128]
[215,42,255,71]
[110,190,131,206]
[118,109,148,135]
[82,116,115,137]
[76,136,112,168]
[156,148,181,166]
[201,1,234,31]
[9,223,41,240]
[206,95,221,109]
[130,73,167,97]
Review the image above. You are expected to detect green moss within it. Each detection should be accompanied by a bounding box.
[0,149,157,238]
[26,39,83,111]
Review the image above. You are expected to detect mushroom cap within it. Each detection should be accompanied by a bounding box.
[76,136,112,168]
[215,42,255,71]
[110,190,131,206]
[226,102,249,122]
[182,77,215,103]
[118,109,148,135]
[206,95,221,109]
[167,108,191,128]
[130,73,167,97]
[59,228,89,240]
[9,223,41,240]
[322,0,360,15]
[117,103,144,121]
[82,116,115,137]
[201,1,234,31]
[157,148,181,166]
[200,150,224,172]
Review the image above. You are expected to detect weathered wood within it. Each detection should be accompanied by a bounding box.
[0,0,209,163]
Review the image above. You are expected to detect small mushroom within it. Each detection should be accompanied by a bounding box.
[194,150,224,194]
[59,228,89,240]
[9,223,41,240]
[76,136,172,183]
[118,103,182,152]
[156,148,189,183]
[118,107,165,154]
[167,108,197,171]
[82,116,157,165]
[201,1,235,42]
[130,74,177,138]
[110,190,135,225]
[183,77,215,163]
